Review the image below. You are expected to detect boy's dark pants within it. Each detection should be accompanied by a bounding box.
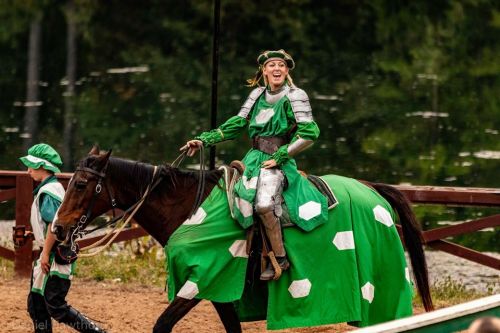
[28,269,106,332]
[28,275,71,332]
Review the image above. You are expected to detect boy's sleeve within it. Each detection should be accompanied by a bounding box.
[39,194,62,224]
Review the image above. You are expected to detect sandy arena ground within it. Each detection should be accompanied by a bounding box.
[1,277,353,333]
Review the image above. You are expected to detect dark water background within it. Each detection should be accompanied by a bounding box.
[0,1,498,250]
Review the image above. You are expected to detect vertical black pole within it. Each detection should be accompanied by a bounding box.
[209,0,221,170]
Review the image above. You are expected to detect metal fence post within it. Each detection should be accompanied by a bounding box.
[15,173,34,277]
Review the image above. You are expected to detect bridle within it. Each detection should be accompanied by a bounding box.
[72,164,117,234]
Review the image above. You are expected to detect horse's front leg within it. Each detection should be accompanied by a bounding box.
[153,297,200,333]
[212,301,242,333]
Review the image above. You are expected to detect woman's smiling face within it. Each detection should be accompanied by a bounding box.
[263,60,289,91]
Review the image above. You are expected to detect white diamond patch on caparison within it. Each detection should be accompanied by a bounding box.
[235,197,253,218]
[183,207,207,225]
[229,240,248,258]
[298,201,322,221]
[373,205,394,227]
[177,281,199,299]
[361,282,375,303]
[332,231,355,250]
[288,279,312,298]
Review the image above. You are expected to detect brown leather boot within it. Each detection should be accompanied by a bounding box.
[259,211,289,280]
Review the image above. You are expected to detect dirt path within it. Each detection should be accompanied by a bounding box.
[1,277,351,333]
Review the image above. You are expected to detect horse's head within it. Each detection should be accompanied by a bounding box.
[52,145,113,243]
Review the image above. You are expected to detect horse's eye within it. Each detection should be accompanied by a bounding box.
[75,180,88,190]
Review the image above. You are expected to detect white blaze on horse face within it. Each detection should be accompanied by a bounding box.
[183,208,207,225]
[177,280,199,300]
[288,279,312,298]
[332,231,355,250]
[373,205,394,227]
[361,282,375,304]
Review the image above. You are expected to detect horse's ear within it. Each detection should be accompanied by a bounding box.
[88,145,100,156]
[98,149,112,163]
[103,149,112,160]
[92,149,112,170]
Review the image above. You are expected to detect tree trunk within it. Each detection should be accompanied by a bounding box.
[62,0,77,170]
[22,17,42,151]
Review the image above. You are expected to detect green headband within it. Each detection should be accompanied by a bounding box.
[257,49,295,70]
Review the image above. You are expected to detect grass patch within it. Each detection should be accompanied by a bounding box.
[75,239,166,287]
[431,276,490,306]
[0,257,14,280]
[413,276,491,310]
[0,238,167,287]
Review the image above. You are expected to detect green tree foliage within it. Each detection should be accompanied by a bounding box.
[0,0,499,188]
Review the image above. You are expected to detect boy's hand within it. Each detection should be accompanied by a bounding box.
[40,251,50,274]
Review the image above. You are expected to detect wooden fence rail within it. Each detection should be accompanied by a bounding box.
[1,170,499,276]
[395,185,500,270]
[0,171,147,277]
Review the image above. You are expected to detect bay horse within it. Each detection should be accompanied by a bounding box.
[53,146,433,332]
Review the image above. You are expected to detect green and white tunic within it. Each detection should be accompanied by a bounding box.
[30,176,75,295]
[196,85,328,231]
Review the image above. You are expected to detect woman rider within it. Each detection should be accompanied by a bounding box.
[183,49,328,280]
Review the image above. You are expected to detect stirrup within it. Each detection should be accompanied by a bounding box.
[260,252,289,281]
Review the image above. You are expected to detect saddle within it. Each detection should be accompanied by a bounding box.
[223,161,339,258]
[226,160,338,211]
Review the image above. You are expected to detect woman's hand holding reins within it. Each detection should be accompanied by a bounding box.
[181,140,203,157]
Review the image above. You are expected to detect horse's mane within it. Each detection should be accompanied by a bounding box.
[162,164,223,187]
[81,155,223,194]
[108,157,157,191]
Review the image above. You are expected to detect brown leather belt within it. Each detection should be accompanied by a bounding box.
[252,136,288,155]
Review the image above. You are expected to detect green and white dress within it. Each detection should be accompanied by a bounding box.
[196,84,328,231]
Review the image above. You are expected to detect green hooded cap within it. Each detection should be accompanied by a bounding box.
[20,143,63,173]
